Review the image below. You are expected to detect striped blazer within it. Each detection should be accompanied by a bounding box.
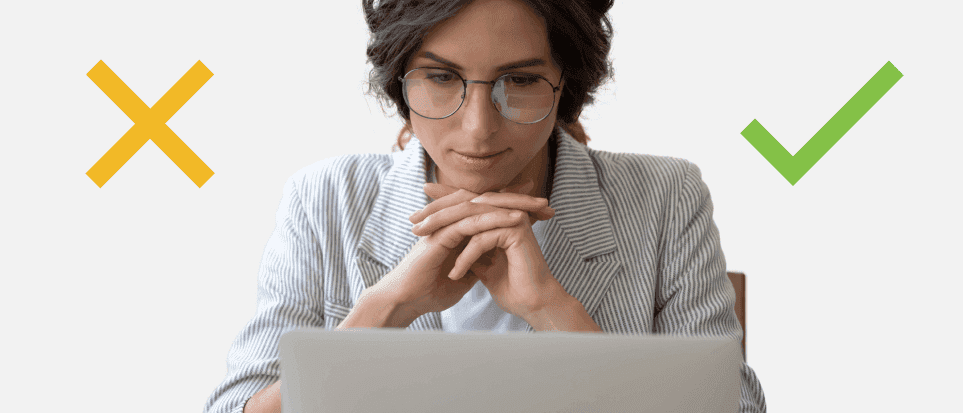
[204,131,767,413]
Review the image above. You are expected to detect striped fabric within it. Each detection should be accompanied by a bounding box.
[203,131,767,413]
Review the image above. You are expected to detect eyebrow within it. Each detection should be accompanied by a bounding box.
[420,51,548,72]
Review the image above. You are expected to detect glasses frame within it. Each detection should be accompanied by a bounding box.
[399,67,563,125]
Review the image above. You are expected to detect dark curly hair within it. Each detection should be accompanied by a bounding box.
[362,0,615,150]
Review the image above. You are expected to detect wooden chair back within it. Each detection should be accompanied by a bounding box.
[726,271,746,356]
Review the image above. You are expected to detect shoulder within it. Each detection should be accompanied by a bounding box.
[273,152,398,225]
[580,147,713,229]
[584,146,704,193]
[284,152,396,196]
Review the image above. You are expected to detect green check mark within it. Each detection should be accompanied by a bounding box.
[741,61,903,185]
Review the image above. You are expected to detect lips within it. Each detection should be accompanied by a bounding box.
[450,148,509,170]
[455,149,506,158]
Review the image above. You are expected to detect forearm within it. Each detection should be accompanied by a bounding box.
[336,287,422,329]
[243,380,282,413]
[525,293,602,333]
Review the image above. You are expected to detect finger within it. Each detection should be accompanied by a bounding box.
[410,186,479,224]
[412,201,490,236]
[416,202,521,238]
[414,179,541,225]
[425,209,526,250]
[413,198,553,233]
[448,231,503,280]
[469,192,555,221]
[413,198,544,236]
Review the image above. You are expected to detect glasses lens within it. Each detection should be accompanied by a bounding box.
[493,74,555,123]
[403,68,463,119]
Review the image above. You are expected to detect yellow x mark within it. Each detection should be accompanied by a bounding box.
[87,60,214,188]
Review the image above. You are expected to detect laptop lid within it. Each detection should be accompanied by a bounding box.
[279,328,741,413]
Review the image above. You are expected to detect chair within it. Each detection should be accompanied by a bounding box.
[726,272,746,357]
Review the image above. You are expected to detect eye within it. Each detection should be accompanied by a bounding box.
[505,74,539,87]
[425,72,457,84]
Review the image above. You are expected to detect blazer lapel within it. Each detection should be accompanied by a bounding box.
[524,132,624,332]
[354,137,444,330]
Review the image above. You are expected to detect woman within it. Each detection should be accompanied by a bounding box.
[205,0,767,412]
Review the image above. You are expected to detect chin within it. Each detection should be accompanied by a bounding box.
[448,172,510,194]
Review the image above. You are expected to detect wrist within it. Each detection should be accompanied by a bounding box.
[337,287,422,329]
[523,287,602,332]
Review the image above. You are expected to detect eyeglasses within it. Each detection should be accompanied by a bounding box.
[399,67,562,125]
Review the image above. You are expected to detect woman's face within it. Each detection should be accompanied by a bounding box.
[405,0,563,194]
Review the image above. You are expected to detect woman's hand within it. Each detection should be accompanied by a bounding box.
[368,181,555,323]
[410,182,569,320]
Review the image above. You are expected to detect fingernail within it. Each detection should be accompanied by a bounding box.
[510,211,523,218]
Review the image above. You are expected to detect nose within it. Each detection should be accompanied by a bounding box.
[459,82,500,140]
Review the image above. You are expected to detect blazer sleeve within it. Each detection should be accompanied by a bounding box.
[203,174,325,413]
[653,161,767,413]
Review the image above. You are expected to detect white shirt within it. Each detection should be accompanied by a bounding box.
[440,219,549,333]
[426,160,546,332]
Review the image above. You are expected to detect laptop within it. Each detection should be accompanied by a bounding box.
[279,328,741,413]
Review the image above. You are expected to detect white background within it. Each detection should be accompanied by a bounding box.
[1,0,961,411]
